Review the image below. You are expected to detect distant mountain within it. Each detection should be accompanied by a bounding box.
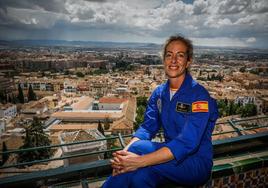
[0,39,162,49]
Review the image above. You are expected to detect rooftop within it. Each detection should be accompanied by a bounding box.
[99,97,126,104]
[51,111,123,121]
[71,96,93,111]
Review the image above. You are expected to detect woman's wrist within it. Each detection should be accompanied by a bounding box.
[139,155,148,168]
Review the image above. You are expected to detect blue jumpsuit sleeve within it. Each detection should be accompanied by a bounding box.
[133,88,161,140]
[165,90,218,162]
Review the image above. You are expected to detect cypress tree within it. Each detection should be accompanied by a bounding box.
[28,85,36,101]
[17,84,24,103]
[104,118,110,130]
[98,120,105,136]
[1,142,9,165]
[18,117,52,164]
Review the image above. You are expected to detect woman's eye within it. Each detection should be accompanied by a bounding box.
[177,53,185,59]
[165,54,172,58]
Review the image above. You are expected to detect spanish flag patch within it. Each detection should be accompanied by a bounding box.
[192,101,209,112]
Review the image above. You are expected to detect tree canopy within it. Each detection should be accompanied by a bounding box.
[28,85,37,101]
[18,117,52,165]
[17,84,24,103]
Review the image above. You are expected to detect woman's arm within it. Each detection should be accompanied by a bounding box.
[123,137,140,151]
[112,147,174,175]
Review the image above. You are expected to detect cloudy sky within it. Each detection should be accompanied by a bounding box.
[0,0,267,48]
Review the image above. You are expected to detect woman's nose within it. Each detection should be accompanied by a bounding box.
[171,55,177,63]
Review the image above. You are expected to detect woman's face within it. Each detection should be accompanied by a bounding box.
[164,40,191,79]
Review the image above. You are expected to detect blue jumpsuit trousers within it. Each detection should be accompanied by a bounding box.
[102,140,211,188]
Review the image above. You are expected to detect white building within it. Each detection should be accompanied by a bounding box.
[0,118,6,135]
[64,81,77,93]
[0,104,17,118]
[98,97,126,110]
[234,96,255,106]
[60,129,106,166]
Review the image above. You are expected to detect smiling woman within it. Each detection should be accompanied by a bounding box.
[101,34,219,188]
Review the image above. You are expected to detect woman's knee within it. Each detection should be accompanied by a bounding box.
[130,168,157,188]
[127,140,156,155]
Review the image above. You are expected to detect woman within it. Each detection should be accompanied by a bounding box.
[102,34,219,188]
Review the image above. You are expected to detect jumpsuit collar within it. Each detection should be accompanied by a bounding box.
[162,73,193,100]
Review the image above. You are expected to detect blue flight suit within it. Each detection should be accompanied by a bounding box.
[102,73,218,188]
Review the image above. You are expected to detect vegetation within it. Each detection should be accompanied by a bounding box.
[76,71,85,77]
[18,117,52,165]
[104,118,111,130]
[98,120,105,136]
[207,73,224,82]
[104,135,120,159]
[1,142,9,165]
[134,96,148,130]
[89,69,109,75]
[197,73,224,82]
[239,66,246,73]
[28,85,37,101]
[0,91,7,104]
[241,103,257,117]
[217,99,257,118]
[17,84,24,103]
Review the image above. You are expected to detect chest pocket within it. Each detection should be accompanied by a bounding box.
[174,101,191,129]
[175,101,191,113]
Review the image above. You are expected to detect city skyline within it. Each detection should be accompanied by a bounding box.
[0,0,268,49]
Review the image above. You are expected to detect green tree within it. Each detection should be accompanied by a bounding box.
[134,112,145,131]
[28,85,36,101]
[134,97,148,130]
[64,70,70,75]
[241,104,257,117]
[239,66,246,73]
[0,92,6,104]
[211,74,216,80]
[207,74,211,81]
[104,118,110,130]
[217,99,227,117]
[76,72,85,77]
[18,117,52,164]
[137,96,148,107]
[17,84,24,103]
[8,95,12,103]
[228,101,235,116]
[1,142,9,165]
[98,120,105,136]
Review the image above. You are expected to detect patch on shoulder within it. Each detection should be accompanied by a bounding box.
[157,98,162,113]
[176,102,191,113]
[192,101,209,112]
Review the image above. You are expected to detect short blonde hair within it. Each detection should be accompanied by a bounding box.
[162,34,193,61]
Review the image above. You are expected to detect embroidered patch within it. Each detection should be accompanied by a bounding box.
[176,102,191,113]
[192,101,209,112]
[157,98,162,113]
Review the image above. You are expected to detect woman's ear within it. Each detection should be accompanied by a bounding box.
[186,59,192,68]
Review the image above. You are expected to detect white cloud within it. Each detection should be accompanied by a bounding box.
[249,0,268,13]
[0,0,267,48]
[193,0,209,14]
[192,37,249,47]
[5,7,69,29]
[204,17,233,28]
[246,37,256,43]
[234,15,257,25]
[217,0,250,14]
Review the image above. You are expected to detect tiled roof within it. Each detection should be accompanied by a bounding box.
[63,130,95,143]
[112,120,132,130]
[71,97,93,110]
[51,112,123,120]
[48,123,98,131]
[99,97,126,104]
